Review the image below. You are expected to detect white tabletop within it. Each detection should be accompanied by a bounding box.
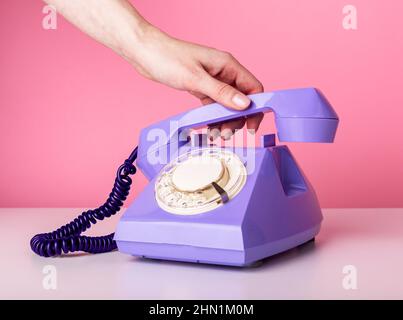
[1,208,402,299]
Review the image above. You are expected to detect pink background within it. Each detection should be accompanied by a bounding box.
[0,0,402,208]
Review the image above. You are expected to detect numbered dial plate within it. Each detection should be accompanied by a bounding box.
[155,148,247,215]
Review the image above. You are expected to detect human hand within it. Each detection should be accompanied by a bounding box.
[129,26,264,140]
[45,1,263,140]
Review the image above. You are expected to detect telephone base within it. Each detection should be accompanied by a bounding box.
[117,224,320,267]
[115,146,324,267]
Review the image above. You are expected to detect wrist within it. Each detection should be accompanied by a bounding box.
[132,18,153,44]
[122,21,161,63]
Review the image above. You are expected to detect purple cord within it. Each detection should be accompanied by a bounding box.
[30,147,138,257]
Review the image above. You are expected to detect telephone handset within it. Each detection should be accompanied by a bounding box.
[31,87,338,266]
[136,87,338,178]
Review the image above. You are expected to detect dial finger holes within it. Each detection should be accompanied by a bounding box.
[155,148,247,215]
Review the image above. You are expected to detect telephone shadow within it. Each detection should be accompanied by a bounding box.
[129,238,317,272]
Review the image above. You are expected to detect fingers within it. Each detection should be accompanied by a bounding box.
[230,59,264,95]
[200,51,264,96]
[188,90,215,105]
[190,90,244,140]
[188,51,265,140]
[190,75,263,141]
[200,96,215,105]
[220,118,246,140]
[196,72,251,110]
[207,115,261,141]
[246,113,264,133]
[208,124,221,141]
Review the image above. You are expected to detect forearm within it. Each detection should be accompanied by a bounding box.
[44,0,264,132]
[44,0,151,65]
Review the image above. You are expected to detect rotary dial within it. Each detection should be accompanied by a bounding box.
[155,148,247,215]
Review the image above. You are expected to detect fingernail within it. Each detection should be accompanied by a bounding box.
[247,129,256,135]
[232,94,250,109]
[208,128,220,141]
[221,129,233,140]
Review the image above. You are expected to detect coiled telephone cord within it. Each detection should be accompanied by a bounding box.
[30,147,138,257]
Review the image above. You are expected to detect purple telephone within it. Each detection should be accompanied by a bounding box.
[31,87,338,267]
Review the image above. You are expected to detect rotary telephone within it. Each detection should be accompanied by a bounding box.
[31,87,338,266]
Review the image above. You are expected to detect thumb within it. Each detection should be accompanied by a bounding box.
[197,73,251,110]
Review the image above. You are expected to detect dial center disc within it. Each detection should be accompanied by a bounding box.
[155,148,247,215]
[171,156,224,192]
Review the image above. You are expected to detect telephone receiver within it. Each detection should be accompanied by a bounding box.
[31,87,339,267]
[137,87,338,179]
